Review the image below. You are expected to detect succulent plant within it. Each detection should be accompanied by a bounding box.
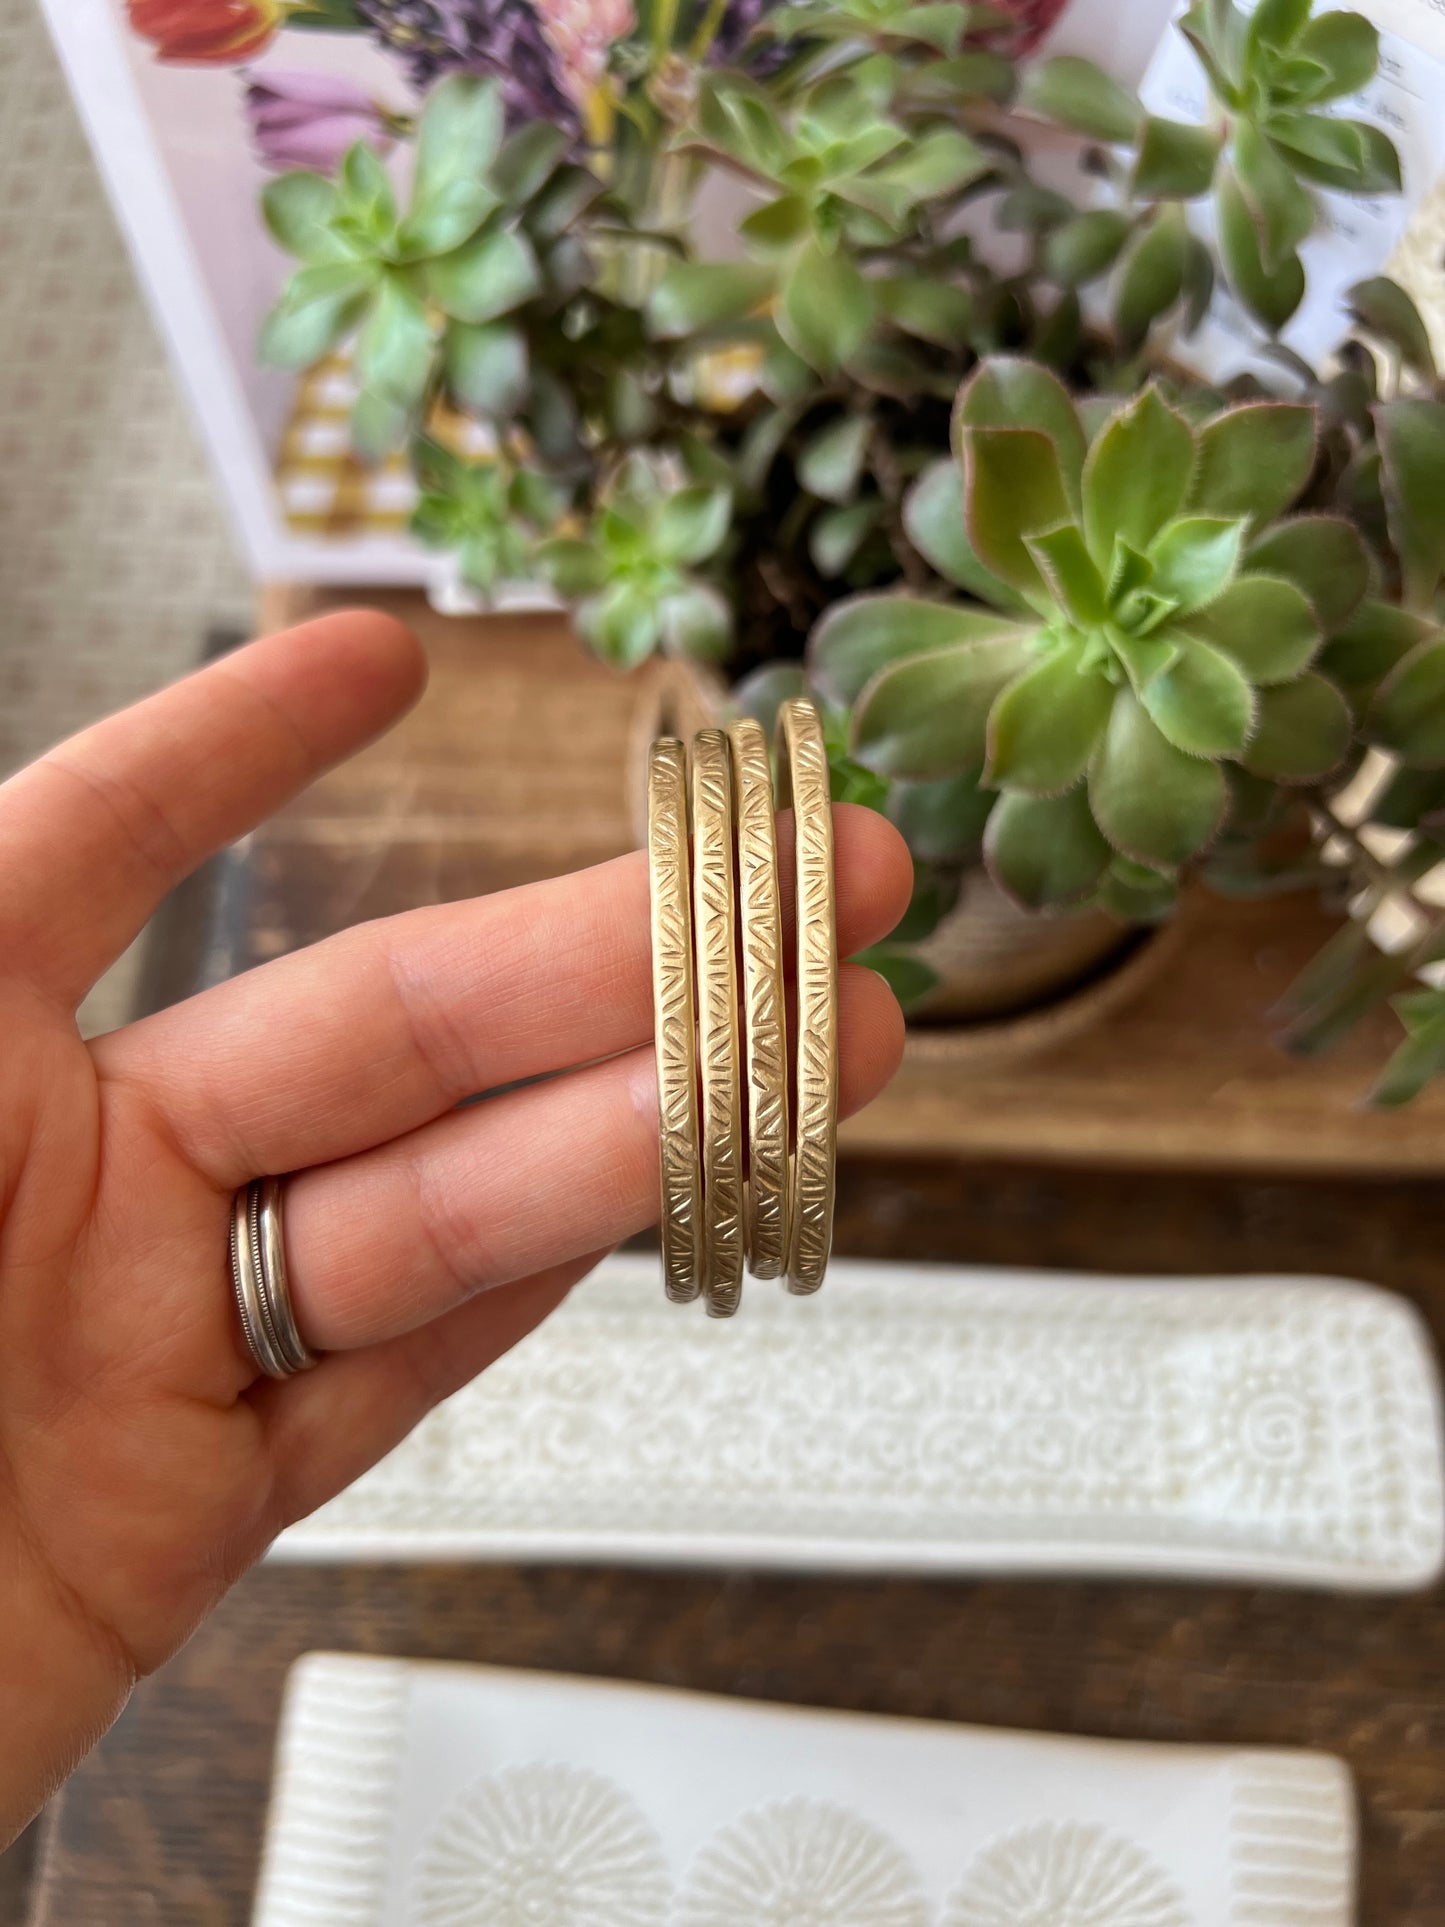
[538,454,735,662]
[247,0,1445,1095]
[814,357,1375,915]
[260,79,597,458]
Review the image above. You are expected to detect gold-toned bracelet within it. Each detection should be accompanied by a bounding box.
[728,717,789,1282]
[647,738,702,1304]
[776,698,838,1295]
[691,728,746,1316]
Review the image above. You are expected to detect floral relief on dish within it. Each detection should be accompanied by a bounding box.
[413,1763,671,1926]
[674,1798,930,1927]
[943,1821,1192,1927]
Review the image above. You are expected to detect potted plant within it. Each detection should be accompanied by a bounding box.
[136,0,1445,1095]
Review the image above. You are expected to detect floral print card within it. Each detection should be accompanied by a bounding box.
[39,0,1166,584]
[253,1652,1356,1925]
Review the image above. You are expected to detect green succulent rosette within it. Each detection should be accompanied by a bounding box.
[813,355,1382,916]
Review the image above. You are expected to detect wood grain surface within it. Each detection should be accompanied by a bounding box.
[26,594,1445,1921]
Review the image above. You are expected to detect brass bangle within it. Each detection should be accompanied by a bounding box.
[647,739,703,1304]
[728,717,789,1282]
[776,698,838,1295]
[691,728,745,1317]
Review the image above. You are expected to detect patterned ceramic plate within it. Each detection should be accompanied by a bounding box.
[273,1257,1445,1591]
[252,1653,1356,1926]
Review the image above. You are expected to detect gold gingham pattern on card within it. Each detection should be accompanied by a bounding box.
[274,358,501,540]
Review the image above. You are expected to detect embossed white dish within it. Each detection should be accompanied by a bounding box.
[273,1257,1445,1591]
[253,1652,1357,1927]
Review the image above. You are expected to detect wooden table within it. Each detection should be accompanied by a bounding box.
[28,597,1445,1922]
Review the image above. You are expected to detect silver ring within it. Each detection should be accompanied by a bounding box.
[229,1177,317,1379]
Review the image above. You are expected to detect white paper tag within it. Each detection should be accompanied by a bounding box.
[1138,1,1445,379]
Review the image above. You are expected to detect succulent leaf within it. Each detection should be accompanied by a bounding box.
[1267,112,1400,191]
[985,641,1115,793]
[258,260,373,367]
[445,320,528,417]
[659,583,733,660]
[887,773,996,864]
[810,499,882,574]
[1245,514,1371,632]
[262,172,345,262]
[798,415,872,502]
[1132,116,1223,199]
[1344,277,1438,382]
[877,278,975,348]
[1321,601,1439,698]
[903,461,1028,610]
[427,227,540,326]
[1217,164,1305,331]
[1019,55,1142,143]
[1291,9,1380,100]
[985,786,1112,909]
[1024,524,1109,626]
[356,272,435,409]
[1189,401,1317,525]
[1248,0,1313,52]
[962,425,1074,594]
[1372,989,1445,1107]
[1045,210,1132,288]
[410,75,503,236]
[1366,637,1445,766]
[1095,855,1179,921]
[1114,204,1190,344]
[1089,687,1227,865]
[656,487,732,565]
[1241,671,1351,779]
[954,358,1087,509]
[647,261,775,337]
[1139,634,1255,757]
[852,634,1038,777]
[1234,119,1315,273]
[810,595,1024,706]
[781,241,877,372]
[1183,574,1320,684]
[1148,516,1244,612]
[1374,400,1445,611]
[1081,386,1196,569]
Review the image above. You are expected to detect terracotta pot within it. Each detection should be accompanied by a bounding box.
[625,656,1165,1036]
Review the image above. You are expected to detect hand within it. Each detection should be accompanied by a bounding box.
[0,610,911,1840]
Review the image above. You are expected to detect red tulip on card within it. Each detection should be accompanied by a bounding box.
[129,0,283,62]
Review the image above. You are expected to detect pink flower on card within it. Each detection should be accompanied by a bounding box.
[533,0,635,103]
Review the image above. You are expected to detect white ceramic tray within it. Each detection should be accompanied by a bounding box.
[252,1653,1356,1927]
[273,1258,1445,1591]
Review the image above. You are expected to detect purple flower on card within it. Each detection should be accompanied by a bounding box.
[246,71,396,173]
[356,0,579,129]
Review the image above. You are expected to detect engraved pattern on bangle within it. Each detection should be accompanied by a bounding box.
[647,739,702,1305]
[692,729,745,1317]
[776,700,838,1296]
[728,718,789,1283]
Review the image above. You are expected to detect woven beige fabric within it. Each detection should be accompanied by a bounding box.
[0,0,252,787]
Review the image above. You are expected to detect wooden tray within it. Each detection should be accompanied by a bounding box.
[229,589,1445,1179]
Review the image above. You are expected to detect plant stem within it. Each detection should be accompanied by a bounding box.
[689,0,731,60]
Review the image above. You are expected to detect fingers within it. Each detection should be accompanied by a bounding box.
[103,804,914,1187]
[257,1256,596,1530]
[0,612,426,1006]
[282,962,904,1351]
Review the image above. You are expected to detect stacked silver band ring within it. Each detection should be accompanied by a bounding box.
[229,1177,316,1380]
